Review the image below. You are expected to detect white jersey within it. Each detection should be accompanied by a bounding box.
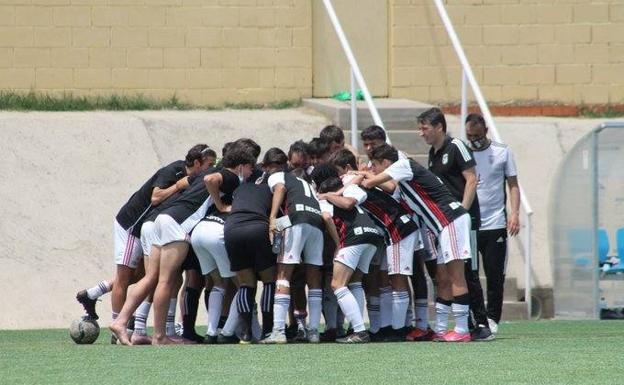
[473,141,517,231]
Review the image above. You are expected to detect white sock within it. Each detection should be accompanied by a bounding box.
[86,280,112,300]
[221,292,240,336]
[273,294,290,332]
[347,282,365,316]
[367,296,381,333]
[134,301,151,336]
[391,291,410,330]
[435,301,451,334]
[322,289,338,330]
[414,298,429,330]
[166,298,177,337]
[380,286,392,328]
[206,287,225,337]
[452,303,470,334]
[335,287,365,333]
[308,289,322,330]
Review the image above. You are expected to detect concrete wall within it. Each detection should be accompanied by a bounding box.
[0,0,313,105]
[390,0,624,104]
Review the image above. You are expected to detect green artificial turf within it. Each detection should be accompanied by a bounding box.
[1,321,622,385]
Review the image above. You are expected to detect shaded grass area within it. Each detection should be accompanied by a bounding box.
[0,91,302,111]
[1,321,623,385]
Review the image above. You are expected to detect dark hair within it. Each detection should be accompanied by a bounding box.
[319,125,345,144]
[318,177,343,194]
[185,144,210,167]
[221,147,256,169]
[290,167,309,182]
[328,148,357,170]
[369,144,399,163]
[288,140,309,159]
[203,148,217,158]
[361,125,386,142]
[465,113,486,129]
[418,107,447,133]
[222,142,235,157]
[262,147,288,167]
[309,163,339,188]
[234,138,261,159]
[308,137,330,158]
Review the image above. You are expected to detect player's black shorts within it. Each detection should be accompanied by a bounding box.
[181,246,201,271]
[321,231,336,272]
[224,221,276,273]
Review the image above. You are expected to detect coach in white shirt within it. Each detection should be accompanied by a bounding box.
[465,114,520,334]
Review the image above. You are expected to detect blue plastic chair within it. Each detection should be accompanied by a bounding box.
[598,229,609,265]
[607,228,624,273]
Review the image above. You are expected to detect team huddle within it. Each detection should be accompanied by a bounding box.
[75,107,520,344]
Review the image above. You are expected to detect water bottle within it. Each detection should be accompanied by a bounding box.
[272,232,282,254]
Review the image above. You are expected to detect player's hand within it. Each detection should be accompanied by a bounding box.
[269,218,277,244]
[317,193,326,201]
[176,176,190,190]
[221,205,232,213]
[508,213,520,236]
[348,173,364,185]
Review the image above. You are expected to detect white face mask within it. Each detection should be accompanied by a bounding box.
[470,136,488,150]
[238,172,245,183]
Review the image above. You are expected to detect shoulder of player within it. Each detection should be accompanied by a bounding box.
[450,138,474,161]
[490,141,508,149]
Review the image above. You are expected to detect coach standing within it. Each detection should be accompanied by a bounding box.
[465,113,520,334]
[417,107,493,341]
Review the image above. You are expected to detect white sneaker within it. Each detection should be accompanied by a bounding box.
[259,329,287,344]
[307,328,320,343]
[487,318,498,335]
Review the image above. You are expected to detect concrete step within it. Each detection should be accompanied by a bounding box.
[344,129,430,157]
[303,98,435,131]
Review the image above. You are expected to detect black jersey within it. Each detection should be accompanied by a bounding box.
[226,181,273,227]
[268,171,323,229]
[429,136,480,227]
[385,158,467,235]
[158,167,240,225]
[320,201,383,248]
[202,193,233,225]
[116,160,186,230]
[341,181,418,244]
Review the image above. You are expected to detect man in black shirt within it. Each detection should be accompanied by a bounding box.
[75,144,212,326]
[418,107,492,341]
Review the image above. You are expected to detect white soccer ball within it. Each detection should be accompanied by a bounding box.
[69,317,100,344]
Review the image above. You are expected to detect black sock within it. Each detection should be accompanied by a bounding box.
[182,287,200,337]
[261,282,275,335]
[237,286,257,333]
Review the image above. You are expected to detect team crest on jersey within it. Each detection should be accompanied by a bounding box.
[442,154,449,165]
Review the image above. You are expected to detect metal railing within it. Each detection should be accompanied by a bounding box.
[321,0,390,149]
[433,0,535,319]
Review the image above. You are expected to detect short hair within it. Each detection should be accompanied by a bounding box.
[221,146,256,169]
[222,142,234,157]
[288,140,309,159]
[261,147,288,167]
[465,113,486,129]
[290,167,309,182]
[361,125,386,142]
[234,138,261,159]
[203,148,217,158]
[185,144,210,167]
[319,125,345,144]
[369,144,399,163]
[308,137,330,158]
[328,148,357,170]
[309,163,339,188]
[418,107,447,133]
[318,177,343,194]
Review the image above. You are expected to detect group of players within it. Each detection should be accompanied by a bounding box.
[75,107,519,344]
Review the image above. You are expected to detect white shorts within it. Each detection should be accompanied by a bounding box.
[155,214,190,246]
[437,213,472,265]
[385,231,417,275]
[278,223,323,266]
[335,243,377,274]
[191,221,234,278]
[114,220,143,269]
[140,220,158,257]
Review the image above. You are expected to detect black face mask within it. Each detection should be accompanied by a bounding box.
[470,136,488,150]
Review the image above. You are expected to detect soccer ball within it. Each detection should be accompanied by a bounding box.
[69,317,100,344]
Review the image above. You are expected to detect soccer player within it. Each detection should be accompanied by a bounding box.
[260,148,325,344]
[76,144,212,323]
[224,172,277,343]
[316,176,385,343]
[109,145,255,345]
[320,124,358,157]
[329,149,421,341]
[308,137,331,168]
[465,113,520,334]
[362,144,473,342]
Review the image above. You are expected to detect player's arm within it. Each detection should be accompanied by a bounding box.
[204,173,229,212]
[151,173,190,206]
[361,172,393,190]
[321,193,357,210]
[506,175,521,236]
[354,170,396,193]
[461,167,477,211]
[269,183,287,233]
[322,212,341,250]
